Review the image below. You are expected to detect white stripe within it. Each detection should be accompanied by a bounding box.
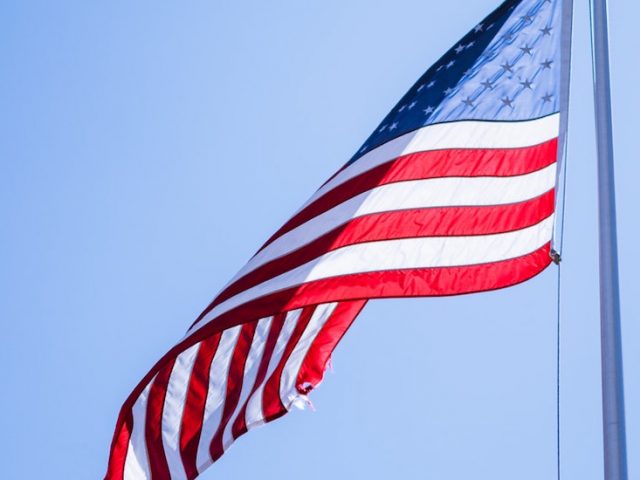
[244,309,301,429]
[221,316,272,449]
[279,302,338,409]
[195,326,241,473]
[123,380,155,480]
[231,163,556,284]
[307,114,559,208]
[191,215,554,335]
[160,343,200,480]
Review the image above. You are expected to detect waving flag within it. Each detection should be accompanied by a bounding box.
[106,0,572,478]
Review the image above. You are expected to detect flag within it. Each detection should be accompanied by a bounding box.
[106,0,571,478]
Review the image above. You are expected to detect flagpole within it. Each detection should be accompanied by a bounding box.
[589,1,628,479]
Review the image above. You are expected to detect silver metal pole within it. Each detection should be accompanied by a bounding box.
[589,1,628,479]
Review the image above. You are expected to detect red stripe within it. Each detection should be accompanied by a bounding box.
[104,409,133,480]
[209,322,258,462]
[192,243,553,343]
[285,242,552,305]
[145,359,177,480]
[295,300,367,393]
[263,140,557,248]
[262,307,315,419]
[209,190,554,310]
[179,334,221,480]
[230,313,286,438]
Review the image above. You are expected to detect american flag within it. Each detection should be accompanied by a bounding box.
[106,0,571,478]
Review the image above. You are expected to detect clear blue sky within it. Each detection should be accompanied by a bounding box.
[1,1,637,479]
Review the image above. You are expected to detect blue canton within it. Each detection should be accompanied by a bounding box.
[352,0,561,163]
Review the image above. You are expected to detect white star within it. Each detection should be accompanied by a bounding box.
[408,101,417,109]
[481,79,494,90]
[540,25,552,36]
[389,122,399,130]
[423,106,434,115]
[520,45,533,56]
[455,44,465,54]
[378,124,387,132]
[474,23,484,33]
[444,87,454,95]
[446,60,455,69]
[417,84,425,92]
[520,78,533,89]
[427,80,436,88]
[398,105,406,112]
[501,61,515,73]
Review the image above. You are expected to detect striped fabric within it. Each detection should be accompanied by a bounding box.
[106,0,571,478]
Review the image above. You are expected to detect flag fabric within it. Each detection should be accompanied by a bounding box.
[106,0,571,478]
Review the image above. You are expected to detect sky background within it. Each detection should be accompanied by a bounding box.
[1,1,638,479]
